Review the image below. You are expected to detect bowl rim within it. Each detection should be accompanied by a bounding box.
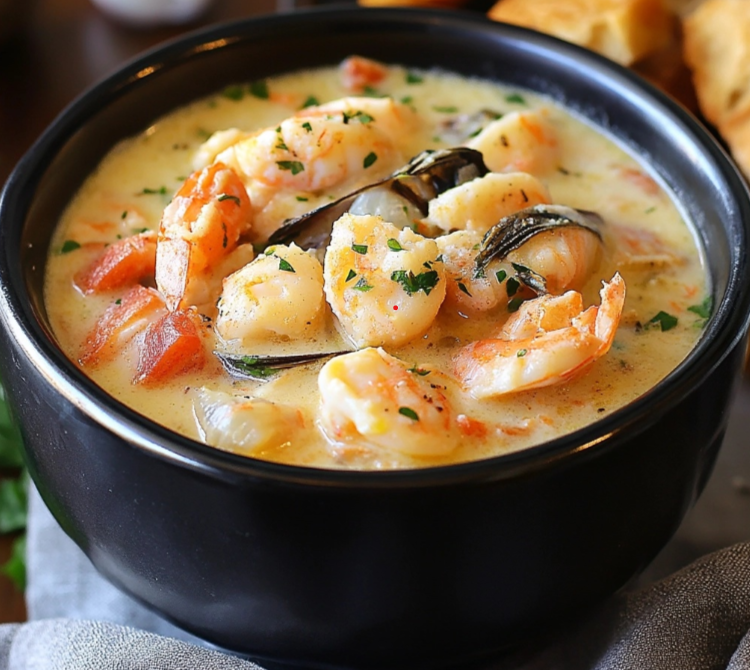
[2,5,750,488]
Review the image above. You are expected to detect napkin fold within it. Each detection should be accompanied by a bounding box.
[0,487,749,670]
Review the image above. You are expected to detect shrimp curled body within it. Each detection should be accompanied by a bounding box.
[453,273,626,397]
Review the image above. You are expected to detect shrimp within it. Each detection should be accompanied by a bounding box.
[467,110,559,176]
[215,243,325,342]
[192,388,305,456]
[339,55,388,93]
[436,230,510,314]
[453,273,626,397]
[318,347,460,458]
[155,162,253,311]
[212,97,418,241]
[323,213,446,348]
[425,172,551,234]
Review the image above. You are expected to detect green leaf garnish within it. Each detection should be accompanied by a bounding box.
[141,186,167,195]
[506,93,526,104]
[278,258,295,273]
[60,240,81,254]
[249,80,269,99]
[345,269,357,282]
[495,269,507,283]
[363,152,378,169]
[391,269,440,296]
[647,311,678,331]
[457,282,472,297]
[508,297,524,312]
[408,366,430,376]
[276,161,305,175]
[218,194,241,205]
[296,196,309,202]
[222,85,244,101]
[387,239,404,252]
[352,244,368,254]
[398,406,419,421]
[406,72,424,84]
[302,121,313,132]
[506,276,520,297]
[301,95,320,108]
[687,296,713,320]
[353,277,374,292]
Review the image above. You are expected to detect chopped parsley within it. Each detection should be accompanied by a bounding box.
[506,93,526,104]
[296,196,309,202]
[647,311,678,331]
[495,269,507,283]
[352,244,368,255]
[121,211,127,219]
[278,258,295,273]
[235,356,276,379]
[115,298,121,305]
[264,246,276,255]
[301,95,320,108]
[60,240,81,254]
[218,194,241,205]
[457,282,472,297]
[516,349,528,357]
[507,297,524,312]
[141,186,167,195]
[400,96,413,105]
[506,276,520,297]
[391,269,440,296]
[276,160,305,175]
[275,140,289,151]
[301,121,313,133]
[433,105,458,113]
[408,366,430,376]
[688,295,713,320]
[345,269,357,282]
[398,406,419,421]
[343,110,375,125]
[249,80,269,99]
[222,85,244,101]
[353,277,374,292]
[363,152,378,169]
[387,239,404,252]
[132,227,150,234]
[406,72,424,84]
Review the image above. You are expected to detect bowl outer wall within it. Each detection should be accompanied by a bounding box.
[1,7,750,668]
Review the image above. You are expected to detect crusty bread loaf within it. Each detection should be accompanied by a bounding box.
[683,0,750,176]
[488,0,675,66]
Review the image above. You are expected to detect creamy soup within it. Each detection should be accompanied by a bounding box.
[45,58,709,469]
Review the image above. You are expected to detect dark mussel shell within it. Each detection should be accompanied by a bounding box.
[474,204,603,278]
[267,147,489,249]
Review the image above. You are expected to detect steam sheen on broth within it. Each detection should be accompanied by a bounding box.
[44,59,709,470]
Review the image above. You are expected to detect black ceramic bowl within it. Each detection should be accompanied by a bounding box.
[1,7,750,669]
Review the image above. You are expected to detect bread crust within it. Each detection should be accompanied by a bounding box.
[488,0,675,65]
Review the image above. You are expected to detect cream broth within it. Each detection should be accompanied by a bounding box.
[45,62,708,469]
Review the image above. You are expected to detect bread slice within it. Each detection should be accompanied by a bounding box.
[488,0,675,66]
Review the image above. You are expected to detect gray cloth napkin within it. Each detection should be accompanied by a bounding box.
[0,487,749,669]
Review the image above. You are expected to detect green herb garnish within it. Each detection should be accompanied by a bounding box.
[495,269,507,283]
[433,105,458,113]
[406,72,424,84]
[249,80,269,99]
[301,121,313,132]
[278,258,295,273]
[363,152,378,169]
[398,406,419,421]
[222,85,244,101]
[507,297,524,312]
[276,161,305,175]
[352,244,368,255]
[506,93,526,104]
[408,366,430,376]
[301,95,320,108]
[60,240,81,254]
[142,186,167,195]
[506,276,520,297]
[218,194,241,205]
[387,239,404,252]
[345,269,357,282]
[353,277,374,292]
[516,349,528,358]
[458,282,472,297]
[391,269,440,296]
[687,296,713,320]
[647,311,678,331]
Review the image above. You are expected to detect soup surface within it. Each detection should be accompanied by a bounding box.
[45,59,709,469]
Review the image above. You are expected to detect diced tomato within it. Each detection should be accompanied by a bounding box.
[79,285,166,366]
[75,231,157,294]
[339,56,388,93]
[134,310,206,385]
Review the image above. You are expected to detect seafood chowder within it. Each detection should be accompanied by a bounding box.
[45,57,709,470]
